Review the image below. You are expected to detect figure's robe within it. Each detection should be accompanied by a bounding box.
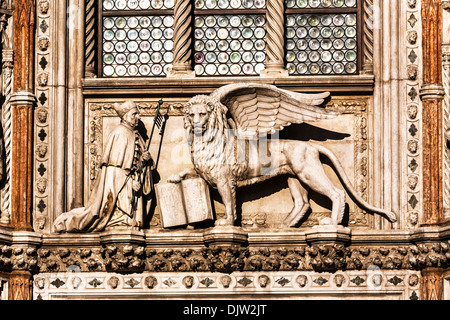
[53,123,152,232]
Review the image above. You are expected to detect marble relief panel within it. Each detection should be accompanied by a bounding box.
[85,96,372,229]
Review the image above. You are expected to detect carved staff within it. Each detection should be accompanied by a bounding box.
[131,99,165,222]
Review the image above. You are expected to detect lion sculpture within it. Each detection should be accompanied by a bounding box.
[168,83,397,227]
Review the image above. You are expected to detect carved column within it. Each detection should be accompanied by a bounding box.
[8,271,33,300]
[0,6,13,225]
[261,0,288,76]
[168,0,194,77]
[10,0,35,232]
[84,0,96,77]
[442,1,450,219]
[362,0,374,74]
[420,268,443,300]
[420,0,445,226]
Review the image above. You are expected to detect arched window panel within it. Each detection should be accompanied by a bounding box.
[194,0,267,76]
[101,0,175,77]
[285,0,361,76]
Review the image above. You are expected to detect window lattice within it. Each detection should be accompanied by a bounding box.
[285,13,358,75]
[285,0,359,75]
[194,15,266,76]
[194,0,267,76]
[101,0,174,77]
[98,0,362,77]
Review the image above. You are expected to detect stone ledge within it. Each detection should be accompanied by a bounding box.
[81,75,375,96]
[1,225,450,248]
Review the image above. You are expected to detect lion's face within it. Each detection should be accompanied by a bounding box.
[187,104,210,135]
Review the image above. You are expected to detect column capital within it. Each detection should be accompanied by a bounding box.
[10,91,36,106]
[420,83,446,100]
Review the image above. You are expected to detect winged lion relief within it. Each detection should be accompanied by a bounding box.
[167,83,397,228]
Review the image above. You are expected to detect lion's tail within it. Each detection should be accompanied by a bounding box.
[314,144,397,223]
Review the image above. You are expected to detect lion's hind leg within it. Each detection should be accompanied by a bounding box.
[282,177,310,227]
[291,146,346,225]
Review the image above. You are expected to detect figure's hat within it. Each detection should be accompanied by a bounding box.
[113,101,138,118]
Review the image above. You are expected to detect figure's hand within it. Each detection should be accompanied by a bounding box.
[142,151,152,162]
[132,180,141,192]
[167,173,181,183]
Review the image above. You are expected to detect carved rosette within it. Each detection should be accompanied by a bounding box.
[34,0,51,232]
[169,0,194,76]
[405,0,422,227]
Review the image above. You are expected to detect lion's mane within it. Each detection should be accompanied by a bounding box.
[184,95,247,184]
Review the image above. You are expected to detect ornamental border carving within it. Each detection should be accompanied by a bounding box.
[33,0,51,233]
[32,270,420,300]
[406,0,422,227]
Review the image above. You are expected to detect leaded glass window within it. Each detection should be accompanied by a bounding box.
[101,0,174,77]
[193,0,267,76]
[285,0,360,75]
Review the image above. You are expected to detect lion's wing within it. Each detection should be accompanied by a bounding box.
[211,83,340,137]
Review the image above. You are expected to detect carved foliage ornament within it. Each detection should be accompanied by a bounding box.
[1,242,448,274]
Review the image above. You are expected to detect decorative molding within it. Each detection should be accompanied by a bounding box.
[406,0,422,228]
[0,240,448,274]
[32,270,421,300]
[34,0,51,232]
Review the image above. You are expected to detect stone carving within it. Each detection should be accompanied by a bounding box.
[38,37,49,51]
[156,178,213,228]
[407,65,418,80]
[107,276,120,289]
[53,102,154,232]
[296,275,308,287]
[168,83,397,227]
[407,30,418,45]
[36,108,48,124]
[219,275,232,288]
[144,275,157,289]
[182,275,194,289]
[0,241,447,275]
[37,72,48,87]
[258,275,270,288]
[38,0,49,14]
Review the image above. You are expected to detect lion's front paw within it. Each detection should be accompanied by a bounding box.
[167,173,182,183]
